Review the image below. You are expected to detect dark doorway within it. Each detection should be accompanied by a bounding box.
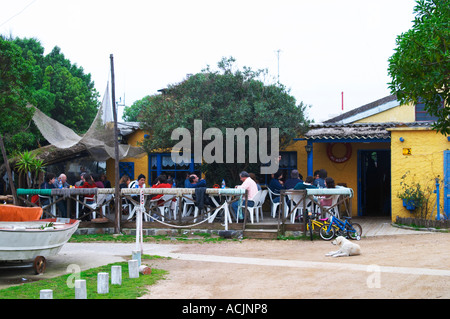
[358,150,391,217]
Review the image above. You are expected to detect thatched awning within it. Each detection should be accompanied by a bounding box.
[0,143,89,176]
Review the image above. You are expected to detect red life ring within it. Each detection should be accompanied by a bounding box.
[327,143,352,163]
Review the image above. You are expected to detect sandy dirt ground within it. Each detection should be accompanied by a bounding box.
[139,232,450,299]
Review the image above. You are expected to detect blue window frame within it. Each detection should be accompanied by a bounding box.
[148,153,201,187]
[119,162,135,180]
[259,151,298,185]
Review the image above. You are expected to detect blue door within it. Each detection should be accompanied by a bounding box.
[443,151,450,218]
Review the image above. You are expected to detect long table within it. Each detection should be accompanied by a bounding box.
[15,188,247,230]
[16,188,115,220]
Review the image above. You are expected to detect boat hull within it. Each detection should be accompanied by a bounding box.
[0,218,79,261]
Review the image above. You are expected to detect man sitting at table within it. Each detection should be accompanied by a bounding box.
[186,174,207,188]
[231,171,258,221]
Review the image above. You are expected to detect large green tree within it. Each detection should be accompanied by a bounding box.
[136,57,311,183]
[0,37,36,155]
[0,36,100,156]
[388,0,450,134]
[12,38,99,134]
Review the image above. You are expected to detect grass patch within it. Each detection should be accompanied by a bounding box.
[277,233,322,241]
[69,233,229,243]
[0,259,167,299]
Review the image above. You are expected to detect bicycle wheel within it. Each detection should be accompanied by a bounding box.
[347,223,362,240]
[319,224,335,240]
[308,219,313,241]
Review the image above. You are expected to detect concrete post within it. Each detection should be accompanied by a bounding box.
[97,272,109,294]
[132,250,141,267]
[111,265,122,285]
[128,259,139,278]
[75,279,87,299]
[40,289,53,299]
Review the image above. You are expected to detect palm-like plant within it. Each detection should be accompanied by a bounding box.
[15,151,46,188]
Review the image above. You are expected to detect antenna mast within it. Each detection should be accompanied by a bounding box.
[276,49,282,84]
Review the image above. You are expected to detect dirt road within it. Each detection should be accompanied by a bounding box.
[139,232,450,299]
[1,231,448,299]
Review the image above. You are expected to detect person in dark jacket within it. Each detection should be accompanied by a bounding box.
[284,170,303,189]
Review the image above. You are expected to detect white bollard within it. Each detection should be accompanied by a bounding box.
[40,289,53,299]
[128,259,139,278]
[75,279,87,299]
[97,272,109,294]
[132,250,141,267]
[111,265,122,285]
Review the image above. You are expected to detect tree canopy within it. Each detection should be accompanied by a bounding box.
[388,0,450,134]
[0,37,35,155]
[133,57,311,182]
[0,36,99,156]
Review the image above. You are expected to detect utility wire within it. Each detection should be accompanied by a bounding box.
[0,0,38,28]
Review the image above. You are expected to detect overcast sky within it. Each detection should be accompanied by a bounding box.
[1,0,417,122]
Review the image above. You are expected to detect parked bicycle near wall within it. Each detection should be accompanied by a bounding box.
[319,215,362,241]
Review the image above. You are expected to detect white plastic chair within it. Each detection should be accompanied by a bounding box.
[122,197,133,220]
[287,193,314,223]
[82,196,98,219]
[268,188,287,218]
[237,190,262,224]
[96,194,109,217]
[182,195,198,218]
[148,194,175,222]
[39,195,56,217]
[321,194,340,219]
[255,189,268,222]
[288,193,302,223]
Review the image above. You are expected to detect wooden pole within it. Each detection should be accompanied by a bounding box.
[0,134,18,205]
[110,54,121,234]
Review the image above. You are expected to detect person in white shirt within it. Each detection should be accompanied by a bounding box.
[232,171,258,220]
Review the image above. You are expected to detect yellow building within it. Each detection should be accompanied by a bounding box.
[109,95,448,223]
[304,95,447,222]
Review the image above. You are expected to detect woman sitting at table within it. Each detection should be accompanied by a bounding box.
[75,173,97,220]
[320,177,336,206]
[151,175,172,204]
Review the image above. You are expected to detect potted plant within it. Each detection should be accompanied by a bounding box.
[397,172,425,211]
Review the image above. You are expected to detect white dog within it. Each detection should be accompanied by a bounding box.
[325,236,361,257]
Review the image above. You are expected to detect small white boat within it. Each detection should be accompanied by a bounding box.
[0,211,79,273]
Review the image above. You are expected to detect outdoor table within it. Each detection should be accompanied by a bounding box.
[16,187,247,230]
[121,187,246,229]
[280,187,354,236]
[16,188,115,220]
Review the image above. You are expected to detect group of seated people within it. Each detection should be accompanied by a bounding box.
[39,171,112,220]
[269,168,337,207]
[37,167,339,221]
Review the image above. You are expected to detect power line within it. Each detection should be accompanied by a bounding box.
[0,0,38,28]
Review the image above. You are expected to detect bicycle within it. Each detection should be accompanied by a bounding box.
[319,215,362,241]
[304,210,336,241]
